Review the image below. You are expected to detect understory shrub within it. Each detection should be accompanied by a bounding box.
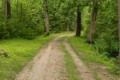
[0,20,43,40]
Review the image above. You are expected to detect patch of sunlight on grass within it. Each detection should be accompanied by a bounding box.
[0,32,69,80]
[68,36,120,76]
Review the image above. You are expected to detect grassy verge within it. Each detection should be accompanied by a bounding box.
[0,32,69,80]
[68,36,120,77]
[60,38,81,80]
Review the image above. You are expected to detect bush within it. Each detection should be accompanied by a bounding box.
[19,28,37,40]
[94,31,119,58]
[0,21,43,40]
[0,22,10,39]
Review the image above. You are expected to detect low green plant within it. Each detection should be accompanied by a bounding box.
[68,36,120,76]
[60,38,81,80]
[0,32,67,80]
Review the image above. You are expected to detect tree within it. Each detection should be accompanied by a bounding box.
[66,13,70,31]
[118,0,120,60]
[44,0,49,35]
[87,0,98,43]
[4,0,11,20]
[20,2,22,21]
[76,6,82,36]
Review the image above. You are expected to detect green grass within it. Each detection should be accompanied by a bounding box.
[0,32,68,80]
[68,36,120,77]
[60,38,81,80]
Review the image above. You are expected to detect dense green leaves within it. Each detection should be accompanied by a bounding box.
[0,0,44,39]
[94,0,119,56]
[0,0,119,57]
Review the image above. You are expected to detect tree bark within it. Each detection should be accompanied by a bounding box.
[76,6,82,37]
[66,15,69,31]
[44,0,49,35]
[87,0,98,44]
[20,3,23,21]
[4,0,11,20]
[118,0,120,60]
[16,0,18,15]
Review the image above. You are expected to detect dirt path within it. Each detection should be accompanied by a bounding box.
[16,37,67,80]
[16,35,107,80]
[63,38,95,80]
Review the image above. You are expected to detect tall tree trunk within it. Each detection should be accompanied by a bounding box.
[118,0,120,60]
[76,6,82,37]
[87,0,98,44]
[4,0,11,20]
[20,3,22,21]
[16,0,18,16]
[66,15,69,31]
[66,11,71,31]
[44,0,49,35]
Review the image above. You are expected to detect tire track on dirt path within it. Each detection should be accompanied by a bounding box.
[16,36,68,80]
[63,37,95,80]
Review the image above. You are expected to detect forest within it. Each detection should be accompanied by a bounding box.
[0,0,120,80]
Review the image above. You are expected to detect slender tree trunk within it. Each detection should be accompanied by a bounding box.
[76,6,82,37]
[66,15,69,31]
[16,0,18,16]
[118,0,120,60]
[7,0,11,19]
[20,3,22,21]
[87,0,98,44]
[4,0,7,20]
[44,0,49,35]
[66,23,69,31]
[72,22,75,31]
[4,0,11,20]
[66,11,71,31]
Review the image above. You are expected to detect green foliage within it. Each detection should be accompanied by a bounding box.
[48,0,77,32]
[0,0,78,39]
[81,0,119,57]
[0,33,66,80]
[0,0,44,40]
[69,36,120,76]
[0,0,119,78]
[19,28,37,39]
[94,0,119,56]
[95,34,119,54]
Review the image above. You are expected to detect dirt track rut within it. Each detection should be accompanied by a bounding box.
[16,35,103,80]
[16,37,67,80]
[63,38,95,80]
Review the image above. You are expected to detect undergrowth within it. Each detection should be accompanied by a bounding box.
[68,36,120,76]
[0,32,68,80]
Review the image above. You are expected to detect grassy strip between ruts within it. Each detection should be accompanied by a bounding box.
[0,32,69,80]
[60,37,81,80]
[68,36,120,77]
